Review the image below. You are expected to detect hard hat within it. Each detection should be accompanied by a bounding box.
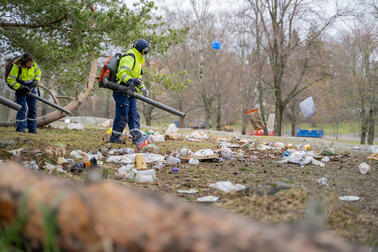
[135,39,150,55]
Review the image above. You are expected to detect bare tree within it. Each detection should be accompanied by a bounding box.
[245,0,344,135]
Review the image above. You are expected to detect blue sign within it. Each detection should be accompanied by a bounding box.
[211,40,221,50]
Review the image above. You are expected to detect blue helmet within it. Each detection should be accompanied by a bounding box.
[135,39,150,55]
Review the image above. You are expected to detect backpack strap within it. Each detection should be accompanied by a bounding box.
[124,53,136,71]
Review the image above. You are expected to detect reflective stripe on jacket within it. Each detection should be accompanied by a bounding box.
[7,62,41,90]
[116,48,144,88]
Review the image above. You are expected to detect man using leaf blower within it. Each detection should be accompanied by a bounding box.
[109,39,150,148]
[6,53,41,133]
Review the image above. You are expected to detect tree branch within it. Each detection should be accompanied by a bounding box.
[0,15,67,28]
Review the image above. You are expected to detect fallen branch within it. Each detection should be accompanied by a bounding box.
[0,162,366,252]
[38,84,59,105]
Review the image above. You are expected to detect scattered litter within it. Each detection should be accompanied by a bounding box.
[43,162,66,173]
[299,96,317,118]
[210,181,246,193]
[117,165,156,183]
[179,147,192,158]
[318,177,328,186]
[287,143,294,149]
[149,135,165,143]
[153,162,165,170]
[304,144,311,151]
[321,156,330,163]
[64,118,71,123]
[351,146,360,150]
[339,196,360,201]
[282,150,290,157]
[167,156,181,164]
[189,158,200,165]
[70,150,88,159]
[88,151,103,161]
[358,163,371,175]
[67,122,84,130]
[219,146,234,159]
[193,149,214,157]
[107,153,165,164]
[142,144,159,152]
[196,195,219,202]
[246,108,265,130]
[188,130,208,140]
[170,167,179,173]
[107,148,134,155]
[100,119,113,128]
[23,160,39,170]
[311,159,325,167]
[178,189,198,194]
[219,142,241,148]
[371,146,378,153]
[166,124,178,134]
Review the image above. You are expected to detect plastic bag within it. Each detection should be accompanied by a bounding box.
[246,108,265,130]
[299,97,317,118]
[210,181,246,193]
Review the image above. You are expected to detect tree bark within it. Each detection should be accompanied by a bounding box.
[367,107,375,145]
[0,162,366,252]
[36,58,97,127]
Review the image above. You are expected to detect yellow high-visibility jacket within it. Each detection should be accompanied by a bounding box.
[116,47,145,89]
[7,62,41,90]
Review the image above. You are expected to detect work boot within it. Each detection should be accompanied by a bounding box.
[29,131,38,134]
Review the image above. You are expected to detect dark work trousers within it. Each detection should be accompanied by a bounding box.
[15,86,37,133]
[110,92,142,143]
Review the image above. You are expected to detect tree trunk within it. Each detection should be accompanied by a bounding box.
[274,102,284,136]
[367,107,375,145]
[0,162,364,252]
[144,104,153,126]
[360,113,368,144]
[40,88,50,116]
[257,80,268,136]
[216,94,221,131]
[36,58,97,127]
[241,109,249,135]
[202,95,213,129]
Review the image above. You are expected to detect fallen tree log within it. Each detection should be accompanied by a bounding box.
[0,59,97,128]
[0,163,366,252]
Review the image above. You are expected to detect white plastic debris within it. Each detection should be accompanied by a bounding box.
[193,149,214,157]
[179,147,192,158]
[149,135,165,143]
[358,163,371,175]
[23,160,39,170]
[318,177,328,186]
[220,142,241,148]
[67,122,84,130]
[70,150,88,159]
[153,162,165,170]
[196,196,219,202]
[43,162,57,171]
[299,96,317,118]
[281,150,324,167]
[220,146,233,159]
[371,145,378,153]
[166,123,178,134]
[210,181,246,193]
[189,158,200,165]
[339,196,360,201]
[188,130,208,140]
[106,153,165,164]
[88,152,103,161]
[167,156,181,164]
[107,148,134,155]
[10,148,23,157]
[64,118,71,123]
[177,189,198,194]
[116,165,156,183]
[321,156,330,163]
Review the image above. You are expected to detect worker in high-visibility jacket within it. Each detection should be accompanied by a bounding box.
[6,54,41,133]
[109,39,149,144]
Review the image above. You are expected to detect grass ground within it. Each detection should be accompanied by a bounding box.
[0,126,377,250]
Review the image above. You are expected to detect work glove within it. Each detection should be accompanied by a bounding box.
[31,80,38,88]
[16,85,30,95]
[140,86,148,97]
[126,78,138,87]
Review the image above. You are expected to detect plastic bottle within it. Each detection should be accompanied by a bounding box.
[70,157,97,173]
